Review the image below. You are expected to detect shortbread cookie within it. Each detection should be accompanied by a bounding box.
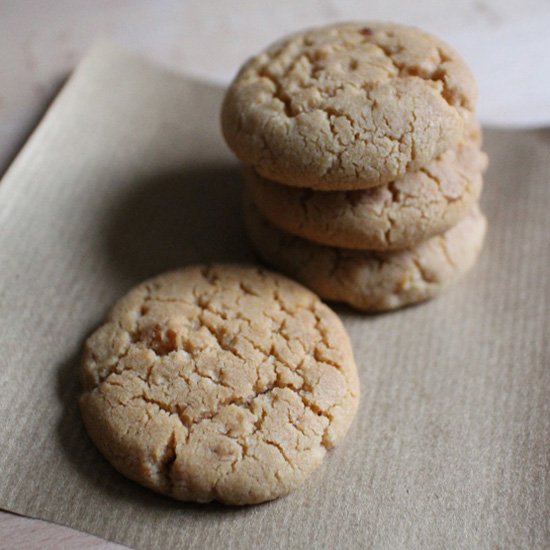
[222,22,477,190]
[80,265,359,505]
[246,131,487,250]
[245,202,486,311]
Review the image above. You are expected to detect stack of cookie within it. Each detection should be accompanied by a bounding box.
[222,22,488,311]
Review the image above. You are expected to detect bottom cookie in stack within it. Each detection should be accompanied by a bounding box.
[245,198,487,312]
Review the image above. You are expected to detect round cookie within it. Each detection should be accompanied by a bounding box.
[80,265,359,505]
[222,22,477,190]
[245,201,486,311]
[246,128,487,250]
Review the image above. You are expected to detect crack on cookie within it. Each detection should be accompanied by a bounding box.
[258,67,294,117]
[371,41,466,110]
[435,235,458,270]
[159,430,177,493]
[198,311,248,364]
[263,438,296,469]
[410,256,437,286]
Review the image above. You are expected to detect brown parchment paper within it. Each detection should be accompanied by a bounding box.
[0,43,548,550]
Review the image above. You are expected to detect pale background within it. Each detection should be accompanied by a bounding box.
[3,0,550,174]
[1,1,549,548]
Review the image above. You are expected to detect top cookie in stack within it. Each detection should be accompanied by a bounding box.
[221,22,487,311]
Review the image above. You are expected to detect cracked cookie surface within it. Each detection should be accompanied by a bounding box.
[80,265,359,505]
[246,124,487,250]
[246,201,486,311]
[222,22,477,190]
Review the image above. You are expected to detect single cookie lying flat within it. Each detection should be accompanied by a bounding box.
[246,129,487,250]
[80,265,359,505]
[246,201,486,311]
[222,22,477,190]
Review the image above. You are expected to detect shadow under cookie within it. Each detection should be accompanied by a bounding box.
[104,165,254,284]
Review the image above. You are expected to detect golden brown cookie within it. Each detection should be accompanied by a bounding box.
[246,130,487,250]
[222,22,477,190]
[245,201,486,311]
[80,265,359,505]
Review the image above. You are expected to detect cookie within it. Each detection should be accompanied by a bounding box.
[222,22,477,190]
[246,128,487,250]
[245,201,486,311]
[80,265,359,505]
